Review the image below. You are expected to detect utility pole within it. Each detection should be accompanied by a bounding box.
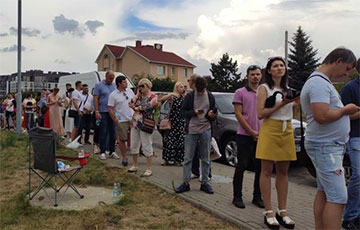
[16,0,22,135]
[285,30,288,67]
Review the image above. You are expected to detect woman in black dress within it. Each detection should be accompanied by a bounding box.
[161,82,186,166]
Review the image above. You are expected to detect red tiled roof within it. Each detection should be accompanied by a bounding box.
[105,44,195,68]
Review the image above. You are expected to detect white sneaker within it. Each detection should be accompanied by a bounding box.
[100,153,107,160]
[105,150,110,155]
[110,152,120,159]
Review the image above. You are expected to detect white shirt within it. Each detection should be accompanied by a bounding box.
[108,88,135,122]
[79,93,92,112]
[84,95,94,113]
[71,89,82,110]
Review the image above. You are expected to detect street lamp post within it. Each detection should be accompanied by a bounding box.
[16,0,22,135]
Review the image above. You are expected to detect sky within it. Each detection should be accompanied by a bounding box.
[1,0,359,77]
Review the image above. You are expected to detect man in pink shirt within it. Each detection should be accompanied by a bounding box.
[232,65,264,209]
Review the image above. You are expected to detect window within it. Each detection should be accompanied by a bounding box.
[183,68,188,77]
[157,65,165,75]
[170,67,175,76]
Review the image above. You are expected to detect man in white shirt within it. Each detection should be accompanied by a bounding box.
[23,92,36,132]
[108,75,135,166]
[78,84,92,144]
[71,81,83,141]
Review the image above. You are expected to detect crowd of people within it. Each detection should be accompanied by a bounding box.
[0,47,359,230]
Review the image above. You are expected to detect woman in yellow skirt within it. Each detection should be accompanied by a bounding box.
[256,57,297,229]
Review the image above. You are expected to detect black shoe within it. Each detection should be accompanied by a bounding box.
[122,159,128,167]
[232,197,245,208]
[175,182,190,193]
[200,183,214,194]
[252,197,265,208]
[342,219,359,230]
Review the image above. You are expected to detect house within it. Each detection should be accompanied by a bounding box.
[95,41,196,85]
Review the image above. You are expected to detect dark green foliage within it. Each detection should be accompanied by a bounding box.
[208,53,246,92]
[288,26,320,86]
[133,73,175,92]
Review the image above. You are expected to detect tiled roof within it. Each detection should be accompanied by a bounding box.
[105,44,195,68]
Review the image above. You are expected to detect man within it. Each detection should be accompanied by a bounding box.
[108,75,134,166]
[232,65,264,209]
[61,83,72,126]
[300,47,360,230]
[22,93,36,132]
[37,89,48,127]
[187,74,212,181]
[77,84,92,144]
[94,70,117,160]
[175,76,217,194]
[71,81,83,141]
[340,58,360,230]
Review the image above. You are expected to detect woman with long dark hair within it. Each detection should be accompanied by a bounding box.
[256,57,297,229]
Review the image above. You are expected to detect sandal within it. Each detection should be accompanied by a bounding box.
[127,166,138,173]
[276,209,295,229]
[142,170,152,177]
[263,210,280,229]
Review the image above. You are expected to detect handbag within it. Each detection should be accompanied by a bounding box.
[68,109,77,118]
[264,91,284,108]
[141,116,155,134]
[210,137,221,161]
[159,119,171,130]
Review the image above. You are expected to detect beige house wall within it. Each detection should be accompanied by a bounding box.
[121,49,151,79]
[97,49,116,71]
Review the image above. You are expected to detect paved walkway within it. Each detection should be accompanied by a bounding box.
[86,139,317,230]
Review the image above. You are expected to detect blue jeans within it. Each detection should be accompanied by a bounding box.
[183,129,211,183]
[343,137,360,221]
[305,141,347,204]
[99,112,115,154]
[25,113,34,132]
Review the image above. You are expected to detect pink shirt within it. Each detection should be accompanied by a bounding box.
[233,86,262,136]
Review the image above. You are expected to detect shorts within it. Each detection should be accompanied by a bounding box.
[116,121,130,141]
[130,127,153,157]
[305,141,347,204]
[73,114,80,128]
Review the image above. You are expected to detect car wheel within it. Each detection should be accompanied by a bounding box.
[221,136,238,167]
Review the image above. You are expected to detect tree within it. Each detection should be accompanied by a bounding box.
[208,53,245,92]
[132,73,175,92]
[288,26,320,91]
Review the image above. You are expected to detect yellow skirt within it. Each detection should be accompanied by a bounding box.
[256,118,297,161]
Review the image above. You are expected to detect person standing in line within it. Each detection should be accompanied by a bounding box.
[161,82,186,166]
[256,57,297,229]
[77,84,92,144]
[71,81,83,141]
[232,65,264,209]
[64,88,74,138]
[341,58,360,230]
[4,93,16,130]
[61,83,71,126]
[175,76,217,194]
[22,93,36,132]
[108,75,134,166]
[128,78,157,177]
[94,70,117,160]
[46,88,66,136]
[301,48,360,230]
[84,89,100,154]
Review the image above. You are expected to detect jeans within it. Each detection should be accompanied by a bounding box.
[78,114,91,142]
[183,129,211,183]
[343,137,360,221]
[25,113,34,132]
[192,147,212,178]
[233,135,261,199]
[99,112,115,154]
[92,112,99,145]
[305,141,347,204]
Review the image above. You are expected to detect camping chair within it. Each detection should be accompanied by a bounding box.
[28,127,90,207]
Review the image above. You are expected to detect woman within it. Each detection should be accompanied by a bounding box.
[46,88,66,136]
[128,78,158,177]
[161,82,186,166]
[256,57,297,229]
[4,93,16,130]
[64,88,74,140]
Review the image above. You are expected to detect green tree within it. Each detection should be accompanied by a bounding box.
[132,73,175,92]
[208,53,245,92]
[288,26,320,90]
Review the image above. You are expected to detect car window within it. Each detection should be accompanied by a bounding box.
[215,94,235,114]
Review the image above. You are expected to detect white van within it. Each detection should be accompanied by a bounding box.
[58,71,135,96]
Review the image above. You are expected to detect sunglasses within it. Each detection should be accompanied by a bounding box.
[138,84,145,88]
[187,79,192,82]
[123,92,128,100]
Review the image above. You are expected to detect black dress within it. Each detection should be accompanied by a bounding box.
[162,96,185,163]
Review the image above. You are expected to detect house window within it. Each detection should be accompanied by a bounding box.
[170,67,175,76]
[183,68,188,77]
[103,54,110,69]
[157,65,165,75]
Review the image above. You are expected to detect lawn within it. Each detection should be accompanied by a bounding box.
[0,130,237,230]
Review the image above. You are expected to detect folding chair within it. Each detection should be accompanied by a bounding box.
[28,127,90,207]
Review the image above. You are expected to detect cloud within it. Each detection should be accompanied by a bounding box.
[9,27,41,37]
[52,14,85,37]
[41,34,51,39]
[111,32,190,43]
[0,44,26,52]
[0,33,8,37]
[85,20,104,34]
[122,14,177,32]
[54,58,70,64]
